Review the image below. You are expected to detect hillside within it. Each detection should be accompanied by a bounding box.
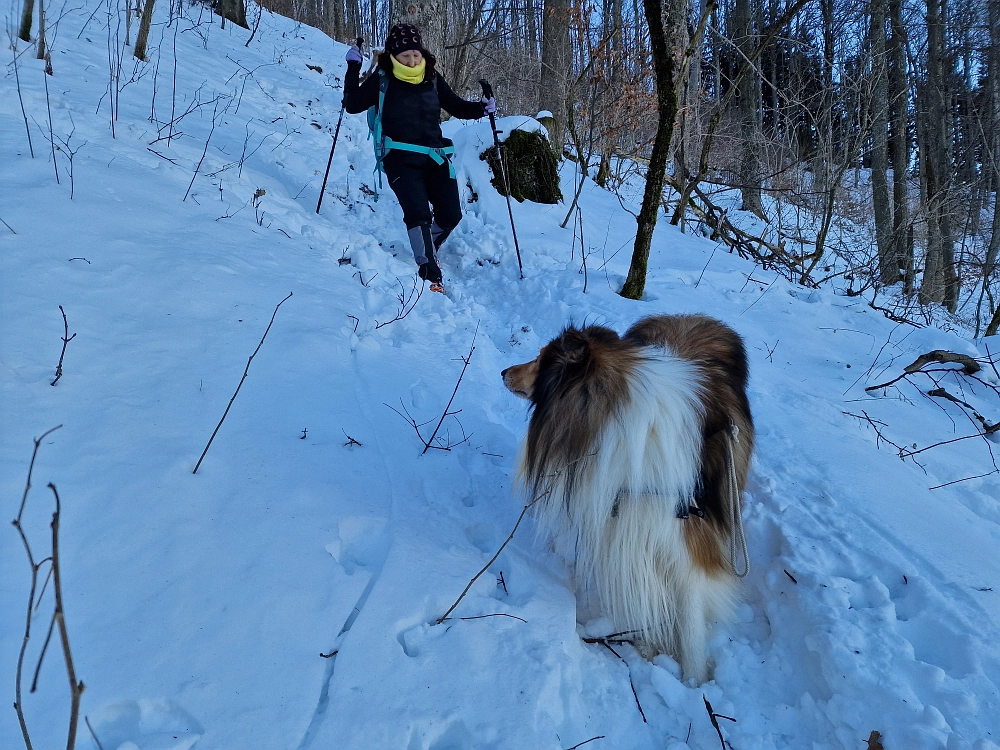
[2,3,999,749]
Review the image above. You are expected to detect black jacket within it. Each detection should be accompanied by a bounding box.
[344,60,484,150]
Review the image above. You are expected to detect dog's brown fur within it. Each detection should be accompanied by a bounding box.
[502,314,754,578]
[627,316,754,574]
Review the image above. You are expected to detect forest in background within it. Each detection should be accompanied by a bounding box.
[16,0,1000,331]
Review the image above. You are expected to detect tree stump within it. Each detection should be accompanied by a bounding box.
[480,129,562,204]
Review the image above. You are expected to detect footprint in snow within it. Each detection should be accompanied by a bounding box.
[87,699,202,750]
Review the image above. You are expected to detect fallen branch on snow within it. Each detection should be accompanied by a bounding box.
[50,305,76,386]
[193,292,292,473]
[13,426,86,750]
[703,695,736,749]
[436,486,549,624]
[386,324,479,454]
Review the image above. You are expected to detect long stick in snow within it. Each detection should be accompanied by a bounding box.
[436,489,547,624]
[193,292,292,474]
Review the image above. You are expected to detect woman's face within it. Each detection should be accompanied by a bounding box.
[395,49,423,67]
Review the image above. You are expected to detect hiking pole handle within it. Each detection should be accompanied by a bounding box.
[478,79,502,149]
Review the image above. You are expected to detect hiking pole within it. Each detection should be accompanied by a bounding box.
[478,79,524,279]
[317,37,364,215]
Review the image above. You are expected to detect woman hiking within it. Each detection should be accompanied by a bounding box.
[343,24,495,293]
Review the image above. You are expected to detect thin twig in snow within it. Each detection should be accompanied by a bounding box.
[373,276,423,328]
[928,470,1000,490]
[193,292,293,473]
[437,485,553,624]
[13,426,62,750]
[30,612,57,691]
[183,99,226,201]
[703,694,736,749]
[564,736,605,750]
[48,482,85,750]
[43,63,60,184]
[419,324,479,454]
[51,305,77,386]
[9,29,35,158]
[85,716,105,750]
[598,640,645,723]
[455,613,527,623]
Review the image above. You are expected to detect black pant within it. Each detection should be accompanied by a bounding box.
[384,152,462,232]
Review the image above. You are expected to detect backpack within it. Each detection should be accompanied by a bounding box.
[366,70,454,202]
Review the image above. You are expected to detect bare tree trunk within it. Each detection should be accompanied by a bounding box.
[620,0,678,299]
[888,0,913,292]
[19,0,34,42]
[345,0,360,39]
[328,0,345,41]
[134,0,157,61]
[711,5,721,104]
[688,0,705,105]
[540,0,571,157]
[218,0,249,28]
[815,0,834,195]
[594,0,622,187]
[982,0,1000,334]
[36,0,46,60]
[870,0,895,285]
[669,0,690,184]
[735,0,764,217]
[918,0,956,310]
[526,0,538,57]
[393,0,445,63]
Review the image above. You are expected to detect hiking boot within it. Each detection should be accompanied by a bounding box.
[418,259,443,285]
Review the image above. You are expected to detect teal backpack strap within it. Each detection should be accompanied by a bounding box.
[366,70,389,202]
[381,139,456,178]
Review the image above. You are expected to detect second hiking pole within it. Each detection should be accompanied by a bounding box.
[317,37,364,215]
[478,79,524,279]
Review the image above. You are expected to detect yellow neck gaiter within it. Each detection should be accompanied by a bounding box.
[391,55,426,84]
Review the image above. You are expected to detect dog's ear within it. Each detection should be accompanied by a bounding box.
[561,329,592,365]
[533,326,620,405]
[533,330,588,405]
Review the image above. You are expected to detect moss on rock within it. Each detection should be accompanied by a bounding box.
[480,129,562,204]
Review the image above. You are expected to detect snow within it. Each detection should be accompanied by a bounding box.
[2,3,999,749]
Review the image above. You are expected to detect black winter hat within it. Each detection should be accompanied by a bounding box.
[385,24,423,56]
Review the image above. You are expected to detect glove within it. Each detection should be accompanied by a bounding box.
[481,96,496,115]
[345,46,363,65]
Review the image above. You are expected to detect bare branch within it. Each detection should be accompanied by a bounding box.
[13,426,61,750]
[703,695,736,750]
[455,613,527,623]
[595,639,645,723]
[437,487,551,624]
[51,306,76,386]
[193,292,293,473]
[85,717,105,750]
[564,736,606,750]
[373,276,423,329]
[48,483,85,750]
[420,325,479,454]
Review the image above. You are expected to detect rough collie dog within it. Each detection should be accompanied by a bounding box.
[501,314,754,683]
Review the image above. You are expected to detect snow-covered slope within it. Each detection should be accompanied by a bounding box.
[2,3,999,749]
